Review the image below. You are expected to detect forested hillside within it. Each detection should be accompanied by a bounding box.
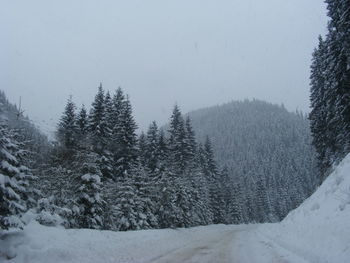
[188,100,319,222]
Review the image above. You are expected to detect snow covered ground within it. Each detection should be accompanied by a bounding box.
[1,154,349,263]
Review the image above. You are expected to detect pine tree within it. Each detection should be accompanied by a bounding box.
[157,129,169,171]
[111,87,125,127]
[184,116,197,163]
[114,96,138,178]
[309,36,329,176]
[77,105,88,137]
[146,121,160,173]
[77,105,88,148]
[0,122,38,229]
[74,151,104,229]
[204,136,218,175]
[202,136,224,223]
[132,165,158,229]
[88,83,106,153]
[228,183,242,224]
[113,177,139,231]
[103,91,114,141]
[138,132,147,167]
[88,84,113,179]
[168,105,187,173]
[166,106,199,227]
[189,161,213,226]
[185,118,213,226]
[155,169,178,228]
[219,166,231,223]
[99,91,114,179]
[172,177,193,227]
[57,97,78,151]
[255,179,269,223]
[113,166,157,231]
[110,87,125,153]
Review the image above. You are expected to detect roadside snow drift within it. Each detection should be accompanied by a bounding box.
[258,153,350,263]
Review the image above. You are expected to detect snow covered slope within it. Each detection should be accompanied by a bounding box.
[259,153,350,263]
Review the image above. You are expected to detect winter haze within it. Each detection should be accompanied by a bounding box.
[1,0,327,135]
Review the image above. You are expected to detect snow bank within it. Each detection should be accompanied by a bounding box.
[259,153,350,263]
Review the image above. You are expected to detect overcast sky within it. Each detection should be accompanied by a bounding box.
[1,0,328,136]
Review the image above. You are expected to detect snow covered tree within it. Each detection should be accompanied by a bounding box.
[0,122,38,229]
[104,91,114,137]
[110,87,125,156]
[156,170,180,228]
[88,83,107,153]
[145,121,160,173]
[88,85,113,179]
[255,179,269,223]
[309,36,329,177]
[168,105,187,173]
[112,178,139,231]
[188,166,213,226]
[132,165,158,228]
[57,97,78,152]
[113,166,157,231]
[111,87,125,127]
[184,116,197,164]
[203,137,218,175]
[114,97,138,178]
[138,132,147,167]
[77,105,88,137]
[185,118,213,226]
[165,106,203,227]
[228,183,242,224]
[74,151,105,229]
[201,136,224,223]
[76,105,89,149]
[157,129,169,172]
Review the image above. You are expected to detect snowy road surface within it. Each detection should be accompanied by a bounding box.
[1,222,310,263]
[147,225,308,263]
[148,227,240,263]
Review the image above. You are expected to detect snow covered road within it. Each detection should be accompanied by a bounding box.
[148,228,241,263]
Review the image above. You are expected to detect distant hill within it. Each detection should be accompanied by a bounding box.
[187,99,319,221]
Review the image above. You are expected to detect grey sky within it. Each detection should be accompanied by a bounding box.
[1,0,327,136]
